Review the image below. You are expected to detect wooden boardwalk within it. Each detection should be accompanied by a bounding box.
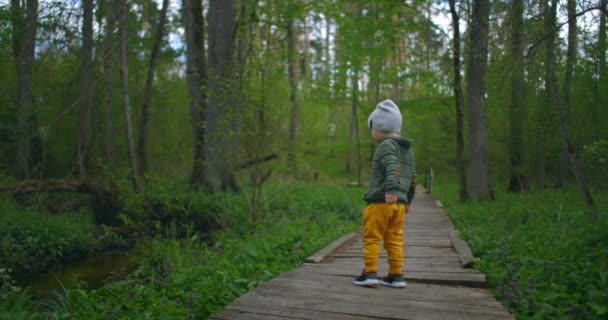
[213,190,513,320]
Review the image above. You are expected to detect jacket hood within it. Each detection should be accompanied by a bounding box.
[384,136,412,149]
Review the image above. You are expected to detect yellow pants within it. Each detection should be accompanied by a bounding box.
[362,203,407,275]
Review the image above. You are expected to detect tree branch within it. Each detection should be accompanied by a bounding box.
[526,5,603,58]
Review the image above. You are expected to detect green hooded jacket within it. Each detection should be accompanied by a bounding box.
[363,136,416,204]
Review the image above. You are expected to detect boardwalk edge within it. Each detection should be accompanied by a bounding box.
[305,232,358,263]
[449,230,475,268]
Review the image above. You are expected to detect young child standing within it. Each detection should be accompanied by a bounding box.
[353,99,416,288]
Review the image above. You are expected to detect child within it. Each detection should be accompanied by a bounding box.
[353,99,416,288]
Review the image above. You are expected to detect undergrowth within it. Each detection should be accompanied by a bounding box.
[0,199,96,273]
[0,182,363,319]
[433,178,608,319]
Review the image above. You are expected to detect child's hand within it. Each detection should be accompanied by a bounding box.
[385,194,398,204]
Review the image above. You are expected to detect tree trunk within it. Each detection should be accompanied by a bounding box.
[449,0,468,201]
[119,0,141,192]
[596,0,607,140]
[104,0,117,173]
[557,0,577,188]
[302,14,309,80]
[508,0,527,192]
[465,0,492,201]
[183,0,207,187]
[347,69,361,184]
[11,0,38,179]
[138,0,169,178]
[537,0,556,189]
[78,0,94,180]
[286,17,299,176]
[548,0,594,207]
[206,0,238,192]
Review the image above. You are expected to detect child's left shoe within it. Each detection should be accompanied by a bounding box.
[353,270,379,287]
[380,274,406,288]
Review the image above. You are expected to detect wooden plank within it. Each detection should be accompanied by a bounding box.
[215,306,385,320]
[319,256,463,266]
[305,232,358,263]
[266,276,503,307]
[297,266,486,288]
[342,239,454,247]
[449,230,475,268]
[225,284,510,320]
[213,190,514,320]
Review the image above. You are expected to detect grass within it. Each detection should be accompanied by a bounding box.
[433,178,608,319]
[0,182,364,319]
[0,198,97,273]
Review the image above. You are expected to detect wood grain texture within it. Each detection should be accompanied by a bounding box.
[213,189,513,319]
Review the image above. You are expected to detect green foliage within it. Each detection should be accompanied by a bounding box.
[434,177,608,319]
[582,139,608,189]
[7,183,361,319]
[0,199,96,273]
[0,268,37,320]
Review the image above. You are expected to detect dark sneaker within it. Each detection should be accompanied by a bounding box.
[353,270,379,287]
[380,274,406,288]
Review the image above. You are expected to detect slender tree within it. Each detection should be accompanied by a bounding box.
[465,0,492,201]
[78,0,94,180]
[537,0,557,189]
[597,0,607,140]
[547,0,594,207]
[104,0,117,173]
[449,0,468,200]
[11,0,38,179]
[119,0,141,192]
[558,0,577,187]
[206,0,238,191]
[348,69,362,184]
[508,0,526,192]
[138,0,169,178]
[286,14,299,175]
[183,0,207,187]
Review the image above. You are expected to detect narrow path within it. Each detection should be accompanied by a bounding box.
[214,190,513,319]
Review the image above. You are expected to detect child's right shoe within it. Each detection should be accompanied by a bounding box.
[380,274,406,288]
[353,270,379,287]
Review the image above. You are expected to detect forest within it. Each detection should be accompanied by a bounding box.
[0,0,607,319]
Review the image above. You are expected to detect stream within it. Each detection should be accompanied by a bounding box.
[16,249,138,300]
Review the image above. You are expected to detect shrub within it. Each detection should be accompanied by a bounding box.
[434,178,608,319]
[0,199,96,273]
[10,182,363,319]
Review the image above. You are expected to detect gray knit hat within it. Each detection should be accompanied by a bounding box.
[367,99,402,132]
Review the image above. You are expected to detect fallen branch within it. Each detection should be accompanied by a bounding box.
[237,153,278,170]
[0,179,121,225]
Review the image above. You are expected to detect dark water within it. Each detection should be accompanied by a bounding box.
[16,250,138,298]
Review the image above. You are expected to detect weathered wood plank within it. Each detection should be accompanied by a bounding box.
[213,189,513,320]
[305,232,358,263]
[450,230,475,268]
[224,285,510,320]
[265,274,502,307]
[215,307,385,320]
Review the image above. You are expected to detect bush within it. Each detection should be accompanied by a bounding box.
[7,182,363,319]
[434,178,608,319]
[0,199,96,273]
